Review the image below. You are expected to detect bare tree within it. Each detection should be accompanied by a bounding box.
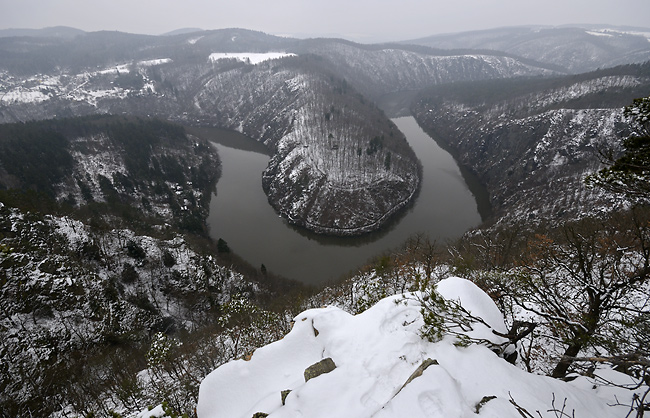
[500,210,650,378]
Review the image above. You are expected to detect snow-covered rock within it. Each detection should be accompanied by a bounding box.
[197,277,632,418]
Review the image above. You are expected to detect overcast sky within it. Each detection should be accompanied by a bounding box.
[2,0,649,42]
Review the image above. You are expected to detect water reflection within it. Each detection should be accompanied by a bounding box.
[203,117,483,285]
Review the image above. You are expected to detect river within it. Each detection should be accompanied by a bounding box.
[204,116,483,285]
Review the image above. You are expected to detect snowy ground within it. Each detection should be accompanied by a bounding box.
[0,58,172,106]
[195,277,638,418]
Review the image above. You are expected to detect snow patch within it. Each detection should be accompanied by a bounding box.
[1,89,50,104]
[586,30,615,38]
[138,58,172,67]
[594,28,650,41]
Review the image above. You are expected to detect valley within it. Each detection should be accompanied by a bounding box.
[0,24,649,418]
[205,116,482,284]
[0,28,562,236]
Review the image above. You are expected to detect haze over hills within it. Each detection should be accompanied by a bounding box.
[0,25,86,39]
[0,27,562,235]
[404,24,650,73]
[0,24,649,418]
[161,28,204,36]
[1,26,647,231]
[3,24,649,74]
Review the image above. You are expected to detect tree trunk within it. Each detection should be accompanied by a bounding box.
[551,343,582,378]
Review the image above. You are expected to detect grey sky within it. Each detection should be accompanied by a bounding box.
[1,0,649,42]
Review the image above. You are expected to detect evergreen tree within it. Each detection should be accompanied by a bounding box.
[587,96,650,202]
[217,238,231,254]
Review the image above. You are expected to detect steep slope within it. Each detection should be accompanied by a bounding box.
[0,115,302,417]
[0,200,267,417]
[0,32,425,236]
[412,64,650,226]
[0,116,219,233]
[405,25,650,74]
[183,57,421,235]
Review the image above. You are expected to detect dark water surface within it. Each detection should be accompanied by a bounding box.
[204,117,483,285]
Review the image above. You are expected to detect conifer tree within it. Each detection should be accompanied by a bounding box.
[587,96,650,202]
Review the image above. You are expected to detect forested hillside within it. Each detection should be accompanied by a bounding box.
[1,26,649,418]
[0,116,218,233]
[293,39,559,98]
[405,25,650,73]
[0,28,560,235]
[0,116,307,417]
[412,63,650,226]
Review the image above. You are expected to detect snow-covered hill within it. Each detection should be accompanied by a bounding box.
[0,29,560,235]
[196,277,638,418]
[0,200,265,417]
[295,40,558,99]
[412,64,650,226]
[188,59,421,234]
[405,25,650,74]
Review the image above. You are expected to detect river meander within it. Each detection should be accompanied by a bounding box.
[203,116,484,285]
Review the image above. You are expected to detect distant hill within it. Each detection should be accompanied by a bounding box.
[161,27,204,36]
[0,26,85,39]
[403,25,650,73]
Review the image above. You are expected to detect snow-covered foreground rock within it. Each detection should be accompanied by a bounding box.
[197,277,631,418]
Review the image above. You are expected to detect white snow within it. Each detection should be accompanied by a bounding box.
[197,277,633,418]
[435,277,507,344]
[1,89,50,104]
[0,59,170,107]
[590,28,650,41]
[97,65,131,75]
[208,52,296,65]
[586,30,615,38]
[97,59,172,74]
[138,58,172,67]
[51,216,90,247]
[137,404,165,418]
